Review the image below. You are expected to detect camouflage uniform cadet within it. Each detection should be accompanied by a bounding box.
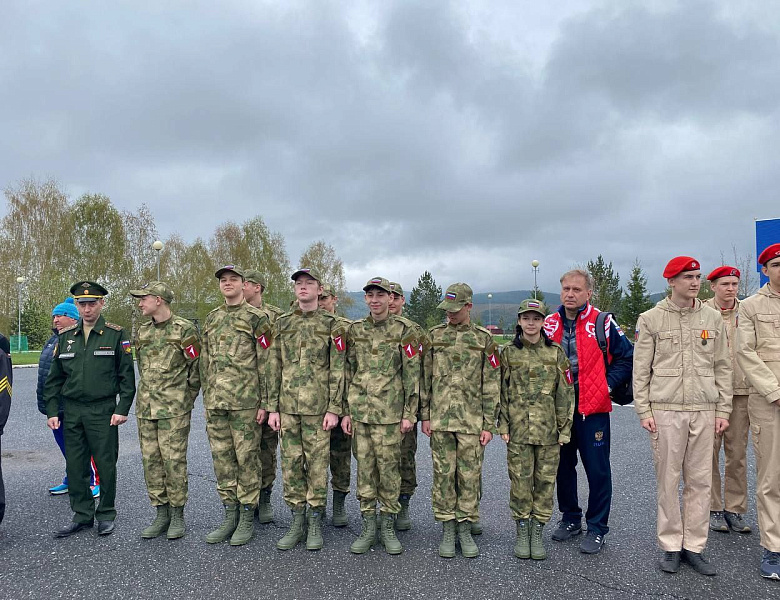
[344,277,420,554]
[244,269,283,523]
[130,281,200,540]
[389,281,427,531]
[200,265,272,545]
[421,283,499,558]
[499,299,574,560]
[265,269,346,550]
[318,283,353,527]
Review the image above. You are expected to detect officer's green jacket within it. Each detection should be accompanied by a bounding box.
[135,313,201,419]
[200,300,272,411]
[420,321,500,434]
[498,338,574,445]
[345,314,420,424]
[264,307,347,416]
[44,314,136,417]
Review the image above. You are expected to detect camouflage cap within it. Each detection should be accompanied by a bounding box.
[389,282,404,297]
[215,265,245,279]
[129,281,174,303]
[517,298,547,317]
[291,267,322,283]
[244,269,265,287]
[70,280,108,302]
[437,282,473,311]
[363,276,392,293]
[319,283,337,298]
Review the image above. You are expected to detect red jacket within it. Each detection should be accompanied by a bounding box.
[543,304,612,417]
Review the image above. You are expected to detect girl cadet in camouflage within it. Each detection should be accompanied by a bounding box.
[499,299,574,561]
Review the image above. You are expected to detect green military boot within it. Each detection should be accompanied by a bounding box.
[277,509,306,550]
[332,491,348,528]
[379,513,403,555]
[530,518,547,560]
[307,510,324,550]
[439,520,457,558]
[229,505,255,546]
[166,505,186,540]
[458,520,479,558]
[395,494,412,531]
[514,519,530,559]
[350,512,377,554]
[205,504,239,544]
[141,504,170,539]
[257,487,274,524]
[471,519,483,535]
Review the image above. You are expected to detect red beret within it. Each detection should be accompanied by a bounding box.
[663,256,700,278]
[707,266,740,281]
[758,243,780,266]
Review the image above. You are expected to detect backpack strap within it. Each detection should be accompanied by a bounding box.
[595,311,610,370]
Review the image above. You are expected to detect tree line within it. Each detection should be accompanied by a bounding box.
[2,178,348,348]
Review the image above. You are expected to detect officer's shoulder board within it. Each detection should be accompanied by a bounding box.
[104,322,123,331]
[59,323,78,334]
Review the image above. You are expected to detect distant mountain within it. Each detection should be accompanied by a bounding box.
[340,289,669,323]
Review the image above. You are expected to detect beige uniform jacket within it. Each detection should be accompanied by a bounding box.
[633,298,733,420]
[704,297,750,395]
[736,284,780,404]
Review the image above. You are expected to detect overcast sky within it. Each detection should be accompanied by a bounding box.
[2,0,779,294]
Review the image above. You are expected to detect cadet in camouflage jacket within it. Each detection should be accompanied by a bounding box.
[131,281,200,538]
[420,282,499,559]
[200,267,273,519]
[344,278,420,517]
[499,300,574,532]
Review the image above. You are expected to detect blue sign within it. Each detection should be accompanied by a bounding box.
[756,218,780,285]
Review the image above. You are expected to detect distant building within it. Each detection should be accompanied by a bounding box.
[485,325,504,335]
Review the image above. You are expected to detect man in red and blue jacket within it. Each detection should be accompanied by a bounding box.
[543,269,633,554]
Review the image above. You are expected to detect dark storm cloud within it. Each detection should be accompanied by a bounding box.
[1,0,778,293]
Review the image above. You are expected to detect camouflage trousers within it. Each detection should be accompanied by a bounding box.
[205,408,261,507]
[330,417,352,494]
[431,430,484,522]
[260,421,278,491]
[400,424,418,496]
[280,413,330,511]
[507,442,560,523]
[137,413,192,507]
[354,421,401,515]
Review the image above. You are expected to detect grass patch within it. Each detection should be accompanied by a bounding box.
[9,351,42,366]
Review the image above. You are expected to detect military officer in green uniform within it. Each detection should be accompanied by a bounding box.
[130,281,200,540]
[318,282,353,527]
[44,281,136,537]
[243,269,283,524]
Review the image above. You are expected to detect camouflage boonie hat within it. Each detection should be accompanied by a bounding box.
[363,276,392,293]
[244,269,266,287]
[389,282,404,297]
[517,298,547,317]
[70,280,108,302]
[129,281,174,303]
[437,283,473,311]
[319,283,337,298]
[215,265,245,279]
[291,267,323,283]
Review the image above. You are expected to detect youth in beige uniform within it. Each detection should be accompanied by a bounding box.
[704,267,752,534]
[633,256,732,576]
[736,243,780,580]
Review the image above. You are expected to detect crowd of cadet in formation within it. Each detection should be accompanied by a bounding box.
[1,242,777,581]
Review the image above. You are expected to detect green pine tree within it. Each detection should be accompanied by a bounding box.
[621,259,653,335]
[406,271,444,328]
[587,255,623,315]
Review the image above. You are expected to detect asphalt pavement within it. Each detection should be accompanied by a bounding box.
[0,367,774,600]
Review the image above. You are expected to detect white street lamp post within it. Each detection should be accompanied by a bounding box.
[487,293,493,327]
[531,260,540,300]
[16,276,26,353]
[152,240,164,280]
